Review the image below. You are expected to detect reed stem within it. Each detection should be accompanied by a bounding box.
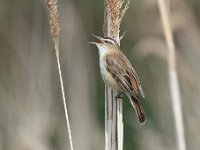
[157,0,186,150]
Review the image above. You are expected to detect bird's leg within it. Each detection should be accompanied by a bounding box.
[115,92,123,100]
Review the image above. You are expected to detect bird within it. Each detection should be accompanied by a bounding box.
[90,34,146,125]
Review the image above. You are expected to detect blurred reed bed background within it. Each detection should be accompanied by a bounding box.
[0,0,200,150]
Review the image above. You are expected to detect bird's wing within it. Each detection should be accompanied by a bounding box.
[105,51,144,99]
[131,67,145,98]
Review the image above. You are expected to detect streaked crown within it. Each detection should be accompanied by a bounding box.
[90,34,119,46]
[100,37,118,45]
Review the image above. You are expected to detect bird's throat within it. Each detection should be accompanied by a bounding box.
[97,45,107,57]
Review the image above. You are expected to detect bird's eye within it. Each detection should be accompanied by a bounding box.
[104,40,110,44]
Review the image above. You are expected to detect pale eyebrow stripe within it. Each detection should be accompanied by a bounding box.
[103,37,118,44]
[105,39,115,44]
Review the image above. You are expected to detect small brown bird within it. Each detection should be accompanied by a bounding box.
[90,35,146,125]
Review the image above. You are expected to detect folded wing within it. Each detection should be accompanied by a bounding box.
[105,51,145,99]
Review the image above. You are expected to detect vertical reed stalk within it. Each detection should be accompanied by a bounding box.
[103,0,129,150]
[157,0,186,150]
[45,0,74,150]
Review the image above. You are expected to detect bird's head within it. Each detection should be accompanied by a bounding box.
[89,34,120,53]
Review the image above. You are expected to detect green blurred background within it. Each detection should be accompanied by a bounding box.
[0,0,200,149]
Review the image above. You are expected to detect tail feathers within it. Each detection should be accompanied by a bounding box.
[130,96,146,125]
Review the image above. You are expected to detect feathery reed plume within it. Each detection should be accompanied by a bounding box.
[103,0,129,150]
[157,0,186,150]
[44,0,74,150]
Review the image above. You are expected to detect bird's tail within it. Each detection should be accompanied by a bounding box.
[130,96,146,125]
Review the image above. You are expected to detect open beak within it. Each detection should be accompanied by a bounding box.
[89,34,103,45]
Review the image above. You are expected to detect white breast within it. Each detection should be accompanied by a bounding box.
[99,54,123,92]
